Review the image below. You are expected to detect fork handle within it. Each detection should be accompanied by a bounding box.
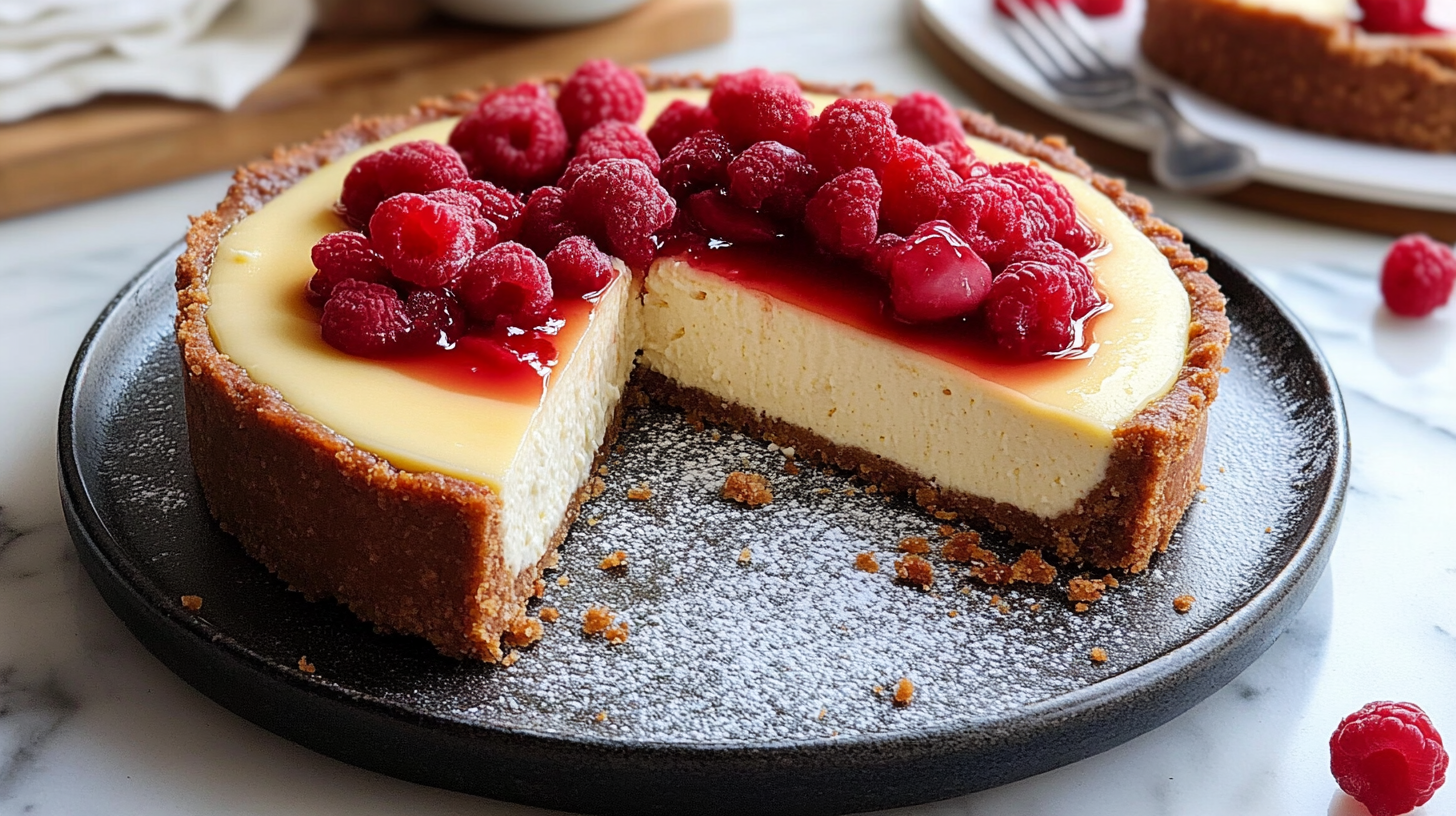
[1132,87,1258,194]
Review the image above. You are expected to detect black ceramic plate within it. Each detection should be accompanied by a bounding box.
[60,238,1346,816]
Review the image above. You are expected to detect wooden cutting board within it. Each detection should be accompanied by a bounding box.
[0,0,731,220]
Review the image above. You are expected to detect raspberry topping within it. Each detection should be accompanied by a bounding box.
[517,186,577,256]
[879,137,961,236]
[453,179,524,241]
[458,241,554,328]
[368,193,476,287]
[424,188,501,252]
[1358,0,1443,32]
[887,221,993,322]
[562,158,676,269]
[403,288,467,350]
[865,232,908,279]
[891,91,965,146]
[1010,240,1101,314]
[806,97,898,179]
[659,129,734,199]
[933,140,990,181]
[726,140,820,220]
[545,235,616,297]
[804,167,882,257]
[320,280,414,356]
[646,98,719,156]
[708,69,815,150]
[559,120,661,188]
[991,162,1098,256]
[338,140,469,230]
[984,259,1085,357]
[1381,233,1456,317]
[1331,701,1448,816]
[686,190,780,244]
[556,59,647,141]
[448,82,569,191]
[307,231,391,307]
[939,175,1037,268]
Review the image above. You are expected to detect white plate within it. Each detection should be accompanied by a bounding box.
[918,0,1456,212]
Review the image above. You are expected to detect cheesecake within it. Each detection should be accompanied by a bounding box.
[176,68,1228,660]
[1141,0,1456,151]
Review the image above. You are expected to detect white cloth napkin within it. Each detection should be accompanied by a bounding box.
[0,0,312,123]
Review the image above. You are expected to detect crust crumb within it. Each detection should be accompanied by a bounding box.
[298,656,315,673]
[503,616,544,648]
[1102,574,1120,588]
[594,711,608,722]
[894,555,934,589]
[897,536,931,554]
[738,547,752,564]
[603,623,630,645]
[180,595,203,612]
[1068,577,1106,603]
[1173,594,1196,613]
[1074,602,1090,613]
[783,458,800,475]
[599,550,627,569]
[893,678,914,706]
[873,684,884,695]
[533,578,546,598]
[1090,647,1109,663]
[583,606,616,635]
[948,609,959,618]
[557,575,571,587]
[722,471,774,506]
[500,649,521,667]
[933,510,958,520]
[584,476,607,498]
[597,465,609,476]
[942,531,994,564]
[627,484,653,501]
[587,516,600,526]
[818,708,827,720]
[854,552,880,573]
[539,607,560,623]
[1010,550,1058,584]
[865,484,878,494]
[937,525,955,538]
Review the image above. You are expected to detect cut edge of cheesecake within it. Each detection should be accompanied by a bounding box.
[175,71,1230,661]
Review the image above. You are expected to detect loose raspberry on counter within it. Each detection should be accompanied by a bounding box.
[933,140,989,181]
[891,91,965,146]
[517,186,577,256]
[887,220,993,322]
[991,162,1097,256]
[338,140,469,230]
[307,231,391,307]
[984,259,1083,357]
[320,280,414,356]
[725,140,819,220]
[939,175,1037,268]
[1357,0,1443,33]
[556,59,647,141]
[879,137,961,236]
[559,120,661,188]
[403,288,467,350]
[805,167,883,257]
[545,235,615,297]
[659,130,734,199]
[806,97,898,179]
[647,98,719,155]
[563,158,677,269]
[368,193,476,287]
[1331,701,1448,816]
[1381,233,1456,317]
[449,82,569,191]
[686,189,780,244]
[458,241,554,328]
[708,68,815,150]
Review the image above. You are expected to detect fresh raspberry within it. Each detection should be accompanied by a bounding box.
[556,59,647,141]
[933,139,990,180]
[806,97,898,179]
[804,167,882,257]
[994,0,1124,17]
[545,235,615,297]
[403,288,467,351]
[517,186,577,256]
[891,91,964,146]
[559,120,660,188]
[368,193,476,287]
[1008,240,1101,314]
[708,68,814,150]
[338,140,469,230]
[453,179,524,241]
[448,82,569,191]
[1381,233,1456,317]
[939,175,1041,268]
[991,162,1098,256]
[320,280,413,356]
[887,221,993,322]
[424,188,502,253]
[879,137,961,236]
[726,140,820,221]
[647,98,719,156]
[563,158,676,268]
[1357,0,1442,32]
[865,232,907,280]
[1331,701,1448,816]
[984,260,1082,357]
[307,231,391,307]
[457,242,554,328]
[659,129,734,198]
[686,190,780,243]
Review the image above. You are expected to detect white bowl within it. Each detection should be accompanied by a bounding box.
[431,0,651,28]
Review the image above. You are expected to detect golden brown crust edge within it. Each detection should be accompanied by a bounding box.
[176,71,1229,663]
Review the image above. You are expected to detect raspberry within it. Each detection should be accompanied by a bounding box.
[403,288,467,351]
[545,236,616,297]
[320,280,413,356]
[338,140,469,230]
[307,231,391,307]
[933,139,990,180]
[559,120,660,188]
[458,242,554,328]
[517,186,577,256]
[806,97,898,179]
[984,260,1082,357]
[939,175,1040,268]
[556,59,647,141]
[563,158,676,268]
[708,68,814,150]
[659,130,734,198]
[368,193,476,287]
[804,167,882,257]
[994,0,1124,17]
[1331,701,1448,816]
[887,221,993,323]
[424,188,501,252]
[891,91,964,146]
[1009,240,1101,315]
[647,98,719,156]
[879,137,961,236]
[1358,0,1441,32]
[686,190,780,244]
[453,179,524,241]
[1381,233,1456,317]
[865,232,907,280]
[726,140,820,221]
[448,82,569,191]
[990,162,1097,256]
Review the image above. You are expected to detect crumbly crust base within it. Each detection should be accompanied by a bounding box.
[1141,0,1456,152]
[176,71,1228,660]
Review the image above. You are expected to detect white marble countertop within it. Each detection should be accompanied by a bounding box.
[1,1,1453,814]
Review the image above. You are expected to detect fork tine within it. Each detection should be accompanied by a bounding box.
[1028,2,1107,76]
[1003,14,1073,87]
[1038,0,1121,76]
[1002,0,1084,81]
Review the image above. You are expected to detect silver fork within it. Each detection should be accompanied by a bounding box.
[1001,0,1257,193]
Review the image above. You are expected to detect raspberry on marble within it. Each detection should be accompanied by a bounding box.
[338,140,469,230]
[449,82,569,191]
[1381,233,1456,317]
[556,59,647,141]
[1331,701,1448,816]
